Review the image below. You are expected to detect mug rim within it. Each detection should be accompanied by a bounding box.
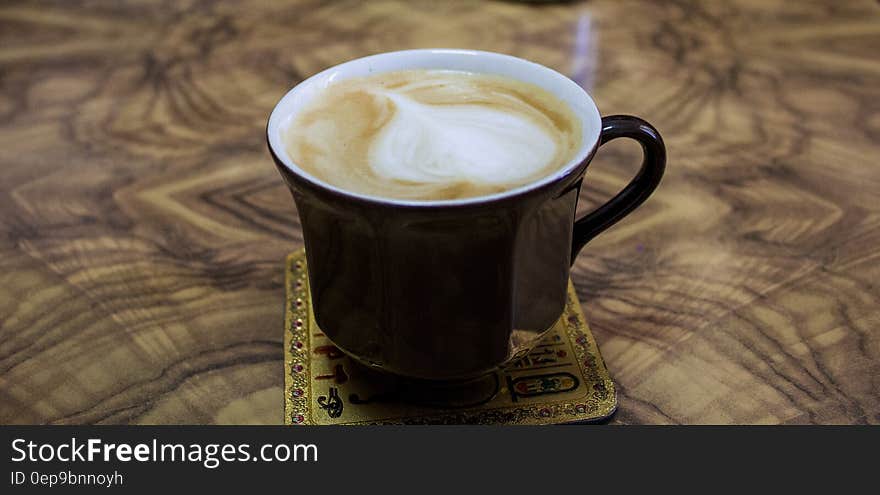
[266,48,602,207]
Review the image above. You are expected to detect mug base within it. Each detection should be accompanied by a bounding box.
[328,317,561,383]
[343,359,504,409]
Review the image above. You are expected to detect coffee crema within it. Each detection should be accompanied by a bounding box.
[283,69,582,200]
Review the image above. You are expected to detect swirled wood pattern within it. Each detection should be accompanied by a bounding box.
[1,0,878,424]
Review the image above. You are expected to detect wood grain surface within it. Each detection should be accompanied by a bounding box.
[1,0,878,424]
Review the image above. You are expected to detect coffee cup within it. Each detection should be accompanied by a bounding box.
[267,49,665,380]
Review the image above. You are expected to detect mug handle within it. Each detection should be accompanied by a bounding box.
[571,115,666,264]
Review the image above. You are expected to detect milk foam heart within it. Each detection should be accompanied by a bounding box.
[369,92,558,185]
[284,70,582,200]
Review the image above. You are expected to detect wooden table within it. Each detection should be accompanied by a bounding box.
[1,0,878,424]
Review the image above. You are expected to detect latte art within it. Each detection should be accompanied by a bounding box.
[371,92,558,185]
[284,70,582,200]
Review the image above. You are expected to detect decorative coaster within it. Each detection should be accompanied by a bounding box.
[284,249,616,425]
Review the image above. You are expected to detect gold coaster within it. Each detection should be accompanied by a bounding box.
[284,250,616,425]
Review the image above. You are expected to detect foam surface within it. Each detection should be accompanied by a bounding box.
[284,70,581,200]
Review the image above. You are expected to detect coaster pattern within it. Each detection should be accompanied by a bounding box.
[284,250,616,425]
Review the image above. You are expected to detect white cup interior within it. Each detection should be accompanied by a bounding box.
[267,48,602,205]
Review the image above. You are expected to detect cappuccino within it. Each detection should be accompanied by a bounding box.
[283,69,582,201]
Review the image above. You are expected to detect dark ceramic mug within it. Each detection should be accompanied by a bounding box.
[267,49,665,380]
